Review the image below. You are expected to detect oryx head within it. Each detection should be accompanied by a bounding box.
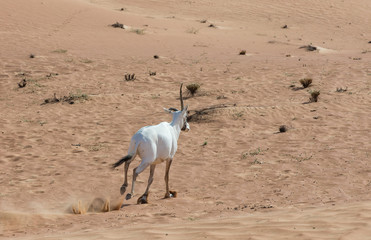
[165,83,190,132]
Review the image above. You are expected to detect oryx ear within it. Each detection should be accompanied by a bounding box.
[163,108,172,114]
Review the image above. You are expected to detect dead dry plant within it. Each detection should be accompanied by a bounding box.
[309,90,320,102]
[300,78,312,88]
[186,83,200,96]
[125,73,136,81]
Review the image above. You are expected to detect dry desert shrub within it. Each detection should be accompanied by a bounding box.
[309,90,320,102]
[239,50,247,55]
[300,78,312,88]
[125,73,136,81]
[279,125,288,133]
[186,83,200,96]
[43,91,88,105]
[111,22,124,29]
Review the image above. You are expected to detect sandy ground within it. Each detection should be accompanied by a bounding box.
[1,0,371,239]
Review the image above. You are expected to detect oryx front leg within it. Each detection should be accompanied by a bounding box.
[137,164,156,204]
[126,160,150,201]
[164,158,177,198]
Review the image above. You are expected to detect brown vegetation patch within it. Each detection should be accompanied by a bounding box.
[111,22,124,29]
[186,83,200,96]
[42,92,88,105]
[309,90,320,102]
[299,78,312,88]
[125,73,136,81]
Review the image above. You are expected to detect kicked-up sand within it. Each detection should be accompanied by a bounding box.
[0,0,370,239]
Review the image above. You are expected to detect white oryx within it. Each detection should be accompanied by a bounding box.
[112,83,190,204]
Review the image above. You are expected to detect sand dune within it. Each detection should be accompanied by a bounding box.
[1,0,370,239]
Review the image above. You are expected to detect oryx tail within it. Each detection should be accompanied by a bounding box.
[112,140,138,169]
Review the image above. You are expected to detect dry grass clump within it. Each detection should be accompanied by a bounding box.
[309,90,320,102]
[111,22,124,29]
[239,50,247,55]
[43,91,88,105]
[300,78,312,88]
[186,83,200,96]
[125,73,136,81]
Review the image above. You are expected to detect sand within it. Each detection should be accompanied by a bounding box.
[1,0,370,239]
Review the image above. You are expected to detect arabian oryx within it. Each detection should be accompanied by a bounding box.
[112,83,190,204]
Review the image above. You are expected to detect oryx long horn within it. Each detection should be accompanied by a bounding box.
[180,83,184,111]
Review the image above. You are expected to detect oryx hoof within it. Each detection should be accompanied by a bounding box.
[120,185,127,195]
[137,195,148,204]
[165,190,177,199]
[125,193,132,200]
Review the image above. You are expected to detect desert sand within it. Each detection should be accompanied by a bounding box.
[1,0,371,239]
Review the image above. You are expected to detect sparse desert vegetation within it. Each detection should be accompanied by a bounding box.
[2,0,371,239]
[111,22,124,28]
[124,73,136,81]
[300,78,313,88]
[239,50,247,55]
[186,83,200,96]
[43,91,88,105]
[309,90,320,102]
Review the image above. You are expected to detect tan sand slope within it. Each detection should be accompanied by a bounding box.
[0,0,370,239]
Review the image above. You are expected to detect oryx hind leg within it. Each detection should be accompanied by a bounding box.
[164,158,177,198]
[126,159,151,201]
[137,164,156,204]
[120,154,136,195]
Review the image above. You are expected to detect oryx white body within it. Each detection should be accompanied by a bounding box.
[128,109,188,171]
[112,84,189,204]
